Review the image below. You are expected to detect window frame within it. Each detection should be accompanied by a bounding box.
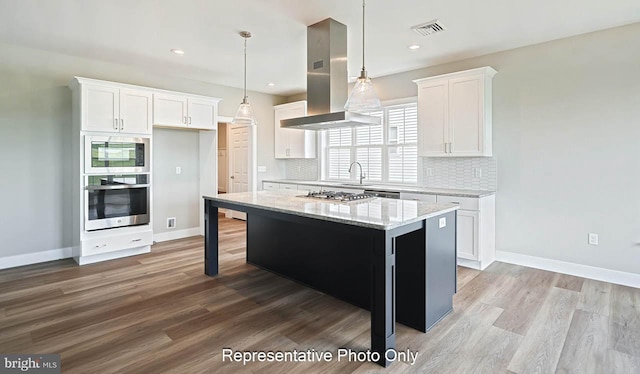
[322,98,418,185]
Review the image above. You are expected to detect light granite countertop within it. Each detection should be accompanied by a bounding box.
[204,190,458,230]
[262,179,495,198]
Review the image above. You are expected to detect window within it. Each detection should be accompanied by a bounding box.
[324,102,418,184]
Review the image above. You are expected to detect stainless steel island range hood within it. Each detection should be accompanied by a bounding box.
[280,18,381,130]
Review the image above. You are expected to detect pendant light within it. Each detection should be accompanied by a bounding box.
[344,0,381,112]
[232,31,258,126]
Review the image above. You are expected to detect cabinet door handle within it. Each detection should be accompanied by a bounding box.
[95,244,107,248]
[114,119,118,129]
[131,238,142,242]
[120,118,124,130]
[188,116,192,125]
[183,116,187,124]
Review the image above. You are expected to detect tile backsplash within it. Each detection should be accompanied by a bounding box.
[421,157,497,191]
[284,157,497,191]
[285,159,319,181]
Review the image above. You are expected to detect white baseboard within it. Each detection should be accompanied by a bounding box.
[153,227,201,243]
[0,247,73,270]
[495,250,640,288]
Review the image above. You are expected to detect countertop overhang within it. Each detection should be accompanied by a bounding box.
[204,190,459,230]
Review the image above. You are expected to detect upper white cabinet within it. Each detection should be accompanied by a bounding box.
[414,67,496,157]
[274,101,316,159]
[82,84,152,134]
[153,94,218,130]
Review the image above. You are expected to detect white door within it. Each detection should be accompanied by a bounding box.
[83,84,120,132]
[456,210,479,260]
[229,125,249,220]
[188,98,216,130]
[153,93,188,127]
[417,80,449,156]
[119,88,152,134]
[449,75,483,156]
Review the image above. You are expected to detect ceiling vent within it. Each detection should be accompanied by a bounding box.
[411,20,446,36]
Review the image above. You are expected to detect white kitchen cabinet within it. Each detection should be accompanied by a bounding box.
[399,192,437,203]
[153,93,188,128]
[153,94,218,130]
[436,194,495,270]
[274,101,316,159]
[263,182,280,191]
[414,66,496,157]
[82,84,152,134]
[279,183,297,191]
[456,210,479,260]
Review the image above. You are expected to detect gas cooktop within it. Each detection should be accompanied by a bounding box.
[300,190,376,203]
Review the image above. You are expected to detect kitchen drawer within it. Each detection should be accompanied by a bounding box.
[263,182,280,190]
[82,230,153,257]
[436,195,479,211]
[400,192,437,203]
[280,183,297,190]
[296,184,318,192]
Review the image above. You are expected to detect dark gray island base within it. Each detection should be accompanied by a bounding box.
[203,191,458,367]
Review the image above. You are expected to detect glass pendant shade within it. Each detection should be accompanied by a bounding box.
[344,74,381,112]
[232,98,257,126]
[232,31,258,126]
[345,0,382,112]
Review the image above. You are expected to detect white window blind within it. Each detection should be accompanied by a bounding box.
[325,102,418,184]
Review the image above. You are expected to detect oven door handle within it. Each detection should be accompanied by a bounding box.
[85,184,150,191]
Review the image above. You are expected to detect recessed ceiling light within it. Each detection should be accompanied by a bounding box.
[267,82,275,87]
[409,44,420,50]
[171,49,185,55]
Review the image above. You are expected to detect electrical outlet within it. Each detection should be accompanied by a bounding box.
[175,166,182,175]
[257,165,267,173]
[588,233,599,245]
[474,168,482,178]
[167,217,176,229]
[439,217,447,228]
[426,168,434,177]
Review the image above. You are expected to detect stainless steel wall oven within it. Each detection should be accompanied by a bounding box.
[85,174,150,231]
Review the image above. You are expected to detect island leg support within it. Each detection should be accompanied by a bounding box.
[204,200,219,276]
[371,232,396,367]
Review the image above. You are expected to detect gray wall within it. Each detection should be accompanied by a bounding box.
[152,128,200,234]
[365,23,640,275]
[0,41,285,258]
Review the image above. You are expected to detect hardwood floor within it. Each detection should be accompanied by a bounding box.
[1,215,639,373]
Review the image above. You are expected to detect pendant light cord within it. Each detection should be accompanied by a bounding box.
[362,0,366,74]
[243,35,248,102]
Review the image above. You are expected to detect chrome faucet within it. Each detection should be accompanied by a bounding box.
[348,161,366,185]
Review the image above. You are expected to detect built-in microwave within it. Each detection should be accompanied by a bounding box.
[85,136,150,174]
[85,174,150,231]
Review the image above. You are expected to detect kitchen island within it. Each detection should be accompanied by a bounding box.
[203,190,458,367]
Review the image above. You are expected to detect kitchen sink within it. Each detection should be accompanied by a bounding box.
[338,183,372,187]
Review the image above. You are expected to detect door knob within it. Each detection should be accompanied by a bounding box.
[230,176,235,179]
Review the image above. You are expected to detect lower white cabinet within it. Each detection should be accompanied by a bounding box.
[456,210,479,261]
[263,182,280,191]
[401,191,495,270]
[81,229,153,257]
[399,192,437,203]
[440,194,495,270]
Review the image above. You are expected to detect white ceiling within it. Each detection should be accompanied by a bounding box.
[0,0,638,96]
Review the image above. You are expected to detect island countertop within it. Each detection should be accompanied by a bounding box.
[204,190,459,230]
[262,179,495,198]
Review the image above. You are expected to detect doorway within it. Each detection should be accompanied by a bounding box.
[217,123,228,193]
[223,120,257,221]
